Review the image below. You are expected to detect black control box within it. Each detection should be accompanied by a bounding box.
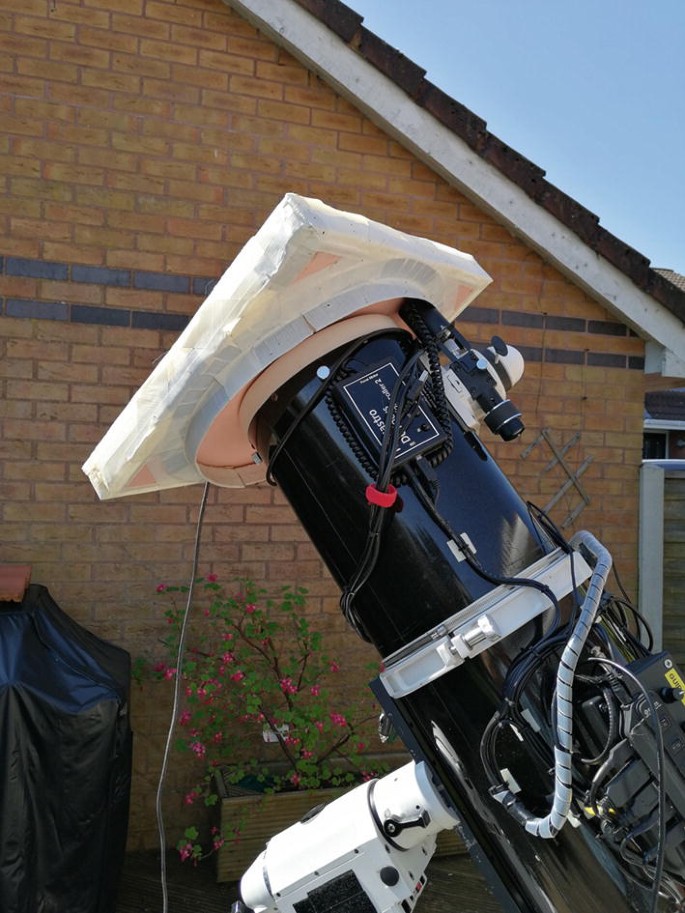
[334,360,446,468]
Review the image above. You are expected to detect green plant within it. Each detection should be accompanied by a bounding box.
[145,576,383,862]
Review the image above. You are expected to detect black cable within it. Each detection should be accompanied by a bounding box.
[339,349,425,636]
[576,685,619,766]
[265,330,399,487]
[585,656,667,913]
[400,299,454,462]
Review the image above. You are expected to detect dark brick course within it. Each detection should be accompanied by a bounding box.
[72,265,132,287]
[6,257,68,281]
[6,298,69,320]
[134,271,190,293]
[132,311,189,331]
[72,305,131,326]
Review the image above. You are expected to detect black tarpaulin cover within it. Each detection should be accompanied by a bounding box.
[0,585,132,913]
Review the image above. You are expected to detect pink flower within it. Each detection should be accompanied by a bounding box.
[212,835,225,851]
[153,661,166,673]
[222,632,234,641]
[190,741,206,759]
[212,731,223,744]
[184,791,198,805]
[222,652,234,663]
[330,712,347,727]
[290,773,301,787]
[179,710,191,726]
[245,603,257,614]
[301,749,314,760]
[156,584,167,593]
[164,667,176,680]
[314,720,324,732]
[280,677,297,695]
[230,671,245,682]
[178,843,193,862]
[206,573,218,582]
[329,662,340,673]
[310,684,321,696]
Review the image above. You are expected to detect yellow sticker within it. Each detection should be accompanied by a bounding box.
[665,667,685,703]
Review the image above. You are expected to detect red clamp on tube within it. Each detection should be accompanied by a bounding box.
[365,483,397,508]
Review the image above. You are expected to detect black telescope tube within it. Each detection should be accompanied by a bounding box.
[256,329,651,913]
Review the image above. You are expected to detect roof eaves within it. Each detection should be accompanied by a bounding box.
[222,0,685,362]
[285,0,685,326]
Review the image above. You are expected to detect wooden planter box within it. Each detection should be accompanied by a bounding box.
[217,786,343,882]
[216,786,465,883]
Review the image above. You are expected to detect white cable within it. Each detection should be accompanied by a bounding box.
[156,482,211,912]
[525,530,612,838]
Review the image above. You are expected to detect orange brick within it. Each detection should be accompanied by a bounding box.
[14,14,75,41]
[0,359,34,381]
[170,23,226,50]
[14,97,75,122]
[42,242,104,265]
[0,275,39,298]
[74,224,135,248]
[0,73,44,98]
[0,32,47,59]
[113,51,170,80]
[2,156,42,184]
[79,25,137,53]
[201,88,256,113]
[50,40,111,68]
[42,161,105,185]
[142,117,199,143]
[137,232,193,255]
[166,178,222,203]
[12,217,72,242]
[104,287,163,310]
[12,137,75,163]
[141,37,197,65]
[106,249,165,271]
[136,194,193,218]
[43,200,105,226]
[82,66,141,93]
[141,77,200,104]
[111,12,168,39]
[49,2,110,27]
[48,81,110,108]
[149,1,202,26]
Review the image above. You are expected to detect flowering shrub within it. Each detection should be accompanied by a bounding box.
[145,576,383,863]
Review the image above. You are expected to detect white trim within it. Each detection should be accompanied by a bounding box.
[225,0,685,377]
[644,418,685,432]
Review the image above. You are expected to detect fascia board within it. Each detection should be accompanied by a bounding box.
[225,0,685,376]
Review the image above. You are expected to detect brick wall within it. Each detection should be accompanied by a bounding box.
[1,0,649,850]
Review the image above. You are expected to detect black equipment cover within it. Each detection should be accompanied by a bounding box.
[0,585,132,913]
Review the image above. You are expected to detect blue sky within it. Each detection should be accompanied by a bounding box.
[351,0,685,275]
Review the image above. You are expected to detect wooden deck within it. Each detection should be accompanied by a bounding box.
[115,850,504,913]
